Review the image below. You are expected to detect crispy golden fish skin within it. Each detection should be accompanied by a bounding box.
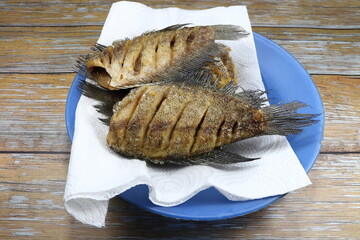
[84,24,247,90]
[105,83,317,164]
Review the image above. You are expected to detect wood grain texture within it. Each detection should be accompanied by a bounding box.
[255,27,360,75]
[1,0,359,238]
[0,153,359,239]
[1,73,358,153]
[0,26,100,74]
[1,0,359,28]
[0,26,359,75]
[0,74,72,152]
[312,75,360,152]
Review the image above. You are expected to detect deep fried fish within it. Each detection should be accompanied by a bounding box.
[77,24,248,90]
[79,73,319,166]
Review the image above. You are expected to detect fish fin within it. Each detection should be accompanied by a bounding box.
[158,23,191,32]
[218,79,239,94]
[73,55,93,79]
[77,79,113,102]
[186,72,268,106]
[165,68,239,94]
[74,42,107,77]
[93,102,113,126]
[77,79,131,125]
[153,149,259,166]
[143,24,248,40]
[141,23,191,36]
[234,89,268,108]
[112,38,129,48]
[212,25,249,40]
[263,101,320,135]
[149,42,226,85]
[90,43,107,52]
[113,24,190,46]
[164,67,267,106]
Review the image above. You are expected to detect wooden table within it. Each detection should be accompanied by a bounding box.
[1,0,359,238]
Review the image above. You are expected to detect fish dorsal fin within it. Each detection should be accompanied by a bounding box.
[159,23,191,31]
[218,80,239,94]
[112,38,130,48]
[135,24,191,38]
[166,67,269,108]
[234,89,268,108]
[153,23,191,33]
[112,25,190,47]
[221,85,268,108]
[142,24,248,40]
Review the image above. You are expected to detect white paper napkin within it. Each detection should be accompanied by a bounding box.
[64,1,311,227]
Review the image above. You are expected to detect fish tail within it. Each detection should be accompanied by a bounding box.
[263,101,320,135]
[234,89,268,108]
[212,25,249,40]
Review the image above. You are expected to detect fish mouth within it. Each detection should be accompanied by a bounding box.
[89,66,112,89]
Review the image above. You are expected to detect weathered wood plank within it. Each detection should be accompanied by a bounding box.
[255,27,360,76]
[0,26,100,74]
[0,74,359,152]
[1,0,359,28]
[313,75,360,153]
[0,26,359,75]
[0,74,72,152]
[0,153,358,238]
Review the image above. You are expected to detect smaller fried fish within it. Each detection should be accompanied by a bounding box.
[78,24,247,90]
[79,73,319,166]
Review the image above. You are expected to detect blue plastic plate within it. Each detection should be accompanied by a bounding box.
[65,32,324,220]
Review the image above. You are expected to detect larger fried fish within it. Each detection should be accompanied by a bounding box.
[79,74,319,165]
[79,24,248,90]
